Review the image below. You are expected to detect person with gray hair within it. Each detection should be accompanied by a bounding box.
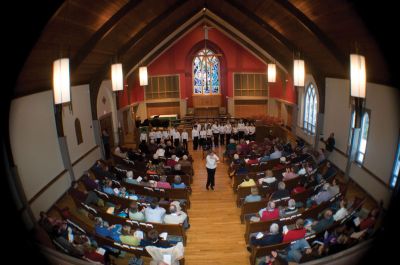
[280,198,298,217]
[163,204,188,226]
[171,163,184,175]
[172,175,186,189]
[248,222,283,248]
[270,181,290,201]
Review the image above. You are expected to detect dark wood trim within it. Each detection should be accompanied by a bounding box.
[360,164,390,189]
[70,0,143,74]
[71,145,99,167]
[28,170,68,205]
[29,145,100,206]
[274,0,347,68]
[98,112,112,120]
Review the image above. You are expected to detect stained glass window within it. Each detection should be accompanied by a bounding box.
[193,49,220,94]
[303,84,317,134]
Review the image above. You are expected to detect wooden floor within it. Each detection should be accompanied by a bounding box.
[50,140,378,265]
[184,144,249,265]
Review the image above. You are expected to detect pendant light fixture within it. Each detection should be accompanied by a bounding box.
[267,63,276,83]
[293,59,305,87]
[139,66,148,86]
[111,63,123,91]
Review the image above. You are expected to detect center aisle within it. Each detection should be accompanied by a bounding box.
[184,144,249,265]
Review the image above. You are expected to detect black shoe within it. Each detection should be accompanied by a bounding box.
[211,187,214,190]
[246,246,252,252]
[206,186,209,190]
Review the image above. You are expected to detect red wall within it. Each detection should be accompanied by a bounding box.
[118,25,296,107]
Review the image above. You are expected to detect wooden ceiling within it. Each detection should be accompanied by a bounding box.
[14,0,393,99]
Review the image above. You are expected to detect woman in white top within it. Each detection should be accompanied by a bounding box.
[205,150,219,190]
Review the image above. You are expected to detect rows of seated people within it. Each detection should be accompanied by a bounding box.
[38,133,196,264]
[224,133,381,265]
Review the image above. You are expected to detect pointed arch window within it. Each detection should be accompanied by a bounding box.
[193,49,220,95]
[75,118,83,145]
[303,84,318,134]
[356,112,370,163]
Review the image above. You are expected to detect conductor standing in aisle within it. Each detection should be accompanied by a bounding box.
[206,150,219,190]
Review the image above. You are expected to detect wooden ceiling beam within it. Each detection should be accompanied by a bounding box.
[275,0,347,68]
[89,0,202,119]
[225,0,298,52]
[70,0,144,74]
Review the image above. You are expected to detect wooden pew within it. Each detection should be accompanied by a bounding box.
[96,210,187,246]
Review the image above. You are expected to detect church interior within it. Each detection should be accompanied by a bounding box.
[2,1,400,265]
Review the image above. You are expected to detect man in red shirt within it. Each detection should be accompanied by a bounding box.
[282,218,306,243]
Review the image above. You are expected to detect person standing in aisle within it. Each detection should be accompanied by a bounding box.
[192,125,199,151]
[206,150,219,190]
[181,129,188,151]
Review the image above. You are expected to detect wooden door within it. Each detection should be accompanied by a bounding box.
[99,113,114,148]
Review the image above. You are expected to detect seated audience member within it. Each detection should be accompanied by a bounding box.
[282,167,298,181]
[238,175,257,188]
[249,223,283,247]
[312,209,334,233]
[156,175,172,189]
[258,170,277,186]
[139,140,149,155]
[152,154,161,165]
[124,171,139,184]
[357,207,380,232]
[246,155,259,165]
[231,153,242,167]
[226,138,237,156]
[244,187,262,203]
[315,148,326,165]
[128,202,145,221]
[328,178,340,197]
[171,175,186,189]
[140,229,171,248]
[297,163,307,176]
[280,199,298,217]
[144,200,166,223]
[166,155,178,168]
[269,146,282,160]
[102,179,114,195]
[258,250,288,265]
[178,155,192,168]
[270,182,290,201]
[171,164,185,175]
[306,183,332,208]
[259,201,280,221]
[291,178,307,195]
[114,145,127,158]
[163,204,188,226]
[282,238,312,263]
[236,160,249,175]
[145,242,184,265]
[119,225,140,246]
[155,146,166,158]
[333,199,348,221]
[282,218,307,243]
[69,181,100,206]
[128,148,145,162]
[94,217,121,242]
[148,139,158,154]
[259,151,271,163]
[321,161,336,180]
[81,172,100,191]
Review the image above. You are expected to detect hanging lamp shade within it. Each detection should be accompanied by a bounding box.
[350,54,366,98]
[53,58,71,104]
[111,63,123,91]
[139,66,148,86]
[293,59,305,87]
[267,63,276,83]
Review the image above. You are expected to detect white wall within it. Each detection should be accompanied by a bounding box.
[30,172,71,219]
[97,80,119,145]
[323,78,399,207]
[62,84,96,162]
[97,80,113,117]
[72,147,102,178]
[9,91,65,200]
[363,83,400,184]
